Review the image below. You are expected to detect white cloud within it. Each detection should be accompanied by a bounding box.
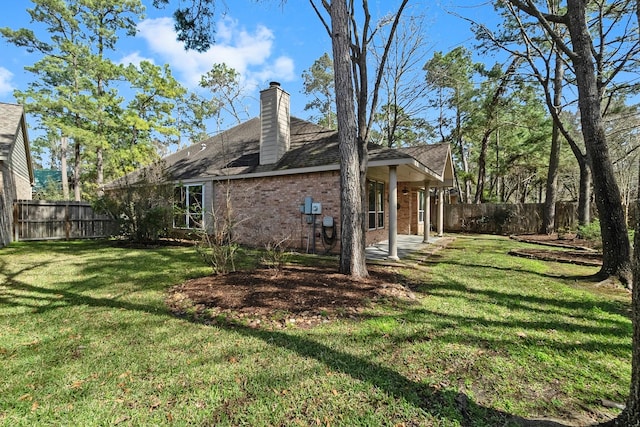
[118,52,155,67]
[0,67,15,97]
[136,17,295,90]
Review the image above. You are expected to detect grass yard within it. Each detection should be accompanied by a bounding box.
[0,235,632,426]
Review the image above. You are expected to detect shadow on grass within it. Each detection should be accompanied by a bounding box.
[207,317,573,427]
[0,239,612,426]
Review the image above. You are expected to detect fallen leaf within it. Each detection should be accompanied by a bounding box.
[166,412,174,422]
[150,397,161,410]
[114,416,130,425]
[70,380,84,389]
[331,389,338,396]
[31,402,39,411]
[18,393,32,401]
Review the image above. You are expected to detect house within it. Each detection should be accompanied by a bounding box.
[110,83,454,258]
[0,103,34,247]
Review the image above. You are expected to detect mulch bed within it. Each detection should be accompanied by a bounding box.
[166,265,418,329]
[510,233,602,266]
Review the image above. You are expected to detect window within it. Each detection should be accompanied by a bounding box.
[418,190,425,223]
[174,184,204,229]
[368,180,384,229]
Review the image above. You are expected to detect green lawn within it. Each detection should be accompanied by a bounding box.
[0,235,631,426]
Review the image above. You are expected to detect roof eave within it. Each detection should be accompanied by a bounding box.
[173,163,342,184]
[368,157,444,182]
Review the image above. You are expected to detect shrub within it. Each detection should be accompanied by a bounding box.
[577,219,602,248]
[95,162,173,243]
[195,184,240,275]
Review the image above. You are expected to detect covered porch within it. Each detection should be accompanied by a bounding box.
[367,144,455,261]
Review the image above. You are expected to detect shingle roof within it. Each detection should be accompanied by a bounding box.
[0,103,25,160]
[399,143,452,177]
[107,116,452,187]
[162,117,340,181]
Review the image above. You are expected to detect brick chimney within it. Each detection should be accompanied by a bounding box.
[259,82,290,165]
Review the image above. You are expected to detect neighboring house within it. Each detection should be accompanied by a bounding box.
[0,103,34,247]
[108,83,454,258]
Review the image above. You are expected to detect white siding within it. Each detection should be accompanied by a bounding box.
[10,126,30,183]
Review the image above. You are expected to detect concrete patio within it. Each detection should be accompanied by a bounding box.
[365,234,441,261]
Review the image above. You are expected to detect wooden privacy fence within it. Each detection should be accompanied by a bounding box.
[13,200,117,241]
[444,202,579,235]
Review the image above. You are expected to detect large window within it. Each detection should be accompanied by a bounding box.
[174,184,204,229]
[418,190,425,223]
[368,180,384,230]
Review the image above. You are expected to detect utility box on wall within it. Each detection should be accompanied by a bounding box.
[311,202,322,215]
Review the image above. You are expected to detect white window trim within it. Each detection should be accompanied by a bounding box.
[174,183,205,229]
[368,180,385,230]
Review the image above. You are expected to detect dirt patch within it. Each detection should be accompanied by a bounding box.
[166,265,417,329]
[510,234,602,266]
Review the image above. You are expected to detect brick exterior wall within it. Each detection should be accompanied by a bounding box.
[187,173,436,255]
[206,171,420,254]
[212,171,342,254]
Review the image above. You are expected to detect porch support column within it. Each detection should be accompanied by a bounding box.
[423,180,430,243]
[388,166,399,260]
[438,187,444,237]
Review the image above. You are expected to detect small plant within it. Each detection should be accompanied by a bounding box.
[260,235,292,274]
[196,182,243,275]
[577,219,602,249]
[556,226,571,240]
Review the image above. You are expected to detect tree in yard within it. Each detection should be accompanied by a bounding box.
[496,0,639,424]
[3,0,211,201]
[472,0,593,228]
[311,0,409,277]
[302,52,337,129]
[372,14,433,148]
[472,56,522,204]
[502,0,639,286]
[199,63,251,126]
[424,47,477,203]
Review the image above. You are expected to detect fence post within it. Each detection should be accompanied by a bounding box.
[13,202,19,242]
[65,203,70,240]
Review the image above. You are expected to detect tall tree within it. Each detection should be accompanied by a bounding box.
[302,52,337,129]
[503,0,639,286]
[373,14,432,148]
[424,47,477,203]
[200,63,250,126]
[152,0,408,277]
[310,0,409,277]
[4,0,209,201]
[473,0,593,226]
[3,0,91,200]
[473,57,522,204]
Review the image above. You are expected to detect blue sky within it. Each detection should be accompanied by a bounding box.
[0,1,499,125]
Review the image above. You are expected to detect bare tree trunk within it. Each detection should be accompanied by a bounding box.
[577,159,591,225]
[455,108,472,203]
[60,136,69,200]
[331,0,367,278]
[604,3,640,423]
[474,130,490,204]
[543,52,564,234]
[73,138,81,202]
[96,147,104,197]
[567,0,631,285]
